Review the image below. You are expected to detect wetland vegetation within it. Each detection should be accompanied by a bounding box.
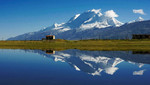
[0,39,150,51]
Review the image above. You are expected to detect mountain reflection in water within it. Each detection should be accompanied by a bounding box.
[24,49,150,76]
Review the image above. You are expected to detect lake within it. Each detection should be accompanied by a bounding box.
[0,49,150,85]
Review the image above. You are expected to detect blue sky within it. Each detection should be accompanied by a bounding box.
[0,0,150,40]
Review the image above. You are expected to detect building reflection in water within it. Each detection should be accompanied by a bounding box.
[46,50,55,54]
[42,50,55,54]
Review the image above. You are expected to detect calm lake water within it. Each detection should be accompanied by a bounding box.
[0,49,150,85]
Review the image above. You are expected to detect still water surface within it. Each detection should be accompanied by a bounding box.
[0,49,150,85]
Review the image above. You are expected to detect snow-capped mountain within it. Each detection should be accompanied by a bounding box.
[128,17,144,24]
[136,17,144,21]
[7,8,150,40]
[45,9,123,31]
[7,9,123,40]
[66,9,123,31]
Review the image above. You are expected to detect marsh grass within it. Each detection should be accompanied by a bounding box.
[0,39,150,51]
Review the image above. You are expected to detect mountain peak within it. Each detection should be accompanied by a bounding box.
[128,17,144,24]
[66,9,123,31]
[77,9,123,31]
[87,9,102,17]
[136,17,144,22]
[53,23,59,27]
[50,23,65,29]
[89,9,101,14]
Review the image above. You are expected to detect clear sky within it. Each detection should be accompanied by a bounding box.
[0,0,150,40]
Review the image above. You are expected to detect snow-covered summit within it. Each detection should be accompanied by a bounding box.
[128,17,144,24]
[136,17,144,22]
[90,9,101,14]
[65,9,123,31]
[77,9,123,31]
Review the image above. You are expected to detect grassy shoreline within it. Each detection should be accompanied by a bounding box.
[0,39,150,51]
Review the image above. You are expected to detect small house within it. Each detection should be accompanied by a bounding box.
[132,34,150,39]
[46,35,55,40]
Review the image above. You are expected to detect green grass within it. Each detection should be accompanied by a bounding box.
[0,39,150,51]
